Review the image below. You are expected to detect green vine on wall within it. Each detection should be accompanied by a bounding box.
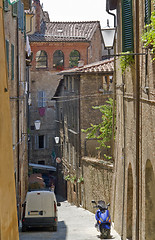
[82,98,115,161]
[141,2,155,61]
[119,52,135,73]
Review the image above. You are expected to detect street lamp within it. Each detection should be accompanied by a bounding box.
[102,19,116,56]
[54,136,60,144]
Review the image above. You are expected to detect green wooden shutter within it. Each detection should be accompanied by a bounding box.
[6,40,9,77]
[18,0,21,29]
[11,44,14,80]
[122,0,134,52]
[145,0,151,25]
[12,2,18,17]
[4,0,9,11]
[21,3,24,33]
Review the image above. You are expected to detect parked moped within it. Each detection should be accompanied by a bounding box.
[92,200,111,239]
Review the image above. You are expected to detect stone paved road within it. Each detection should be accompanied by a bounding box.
[19,199,121,240]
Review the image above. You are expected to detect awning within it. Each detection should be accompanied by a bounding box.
[29,163,56,172]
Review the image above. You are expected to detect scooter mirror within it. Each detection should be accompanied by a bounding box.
[91,200,96,204]
[107,203,110,206]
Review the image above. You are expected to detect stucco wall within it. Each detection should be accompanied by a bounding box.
[0,2,19,237]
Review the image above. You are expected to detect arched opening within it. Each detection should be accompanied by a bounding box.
[36,50,47,69]
[69,50,80,68]
[53,50,64,70]
[145,160,155,240]
[127,163,133,239]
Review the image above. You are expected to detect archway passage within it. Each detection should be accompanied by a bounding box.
[145,160,155,240]
[127,164,133,239]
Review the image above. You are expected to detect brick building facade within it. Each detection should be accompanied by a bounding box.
[27,0,103,169]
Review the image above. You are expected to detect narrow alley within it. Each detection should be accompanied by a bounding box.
[19,197,121,240]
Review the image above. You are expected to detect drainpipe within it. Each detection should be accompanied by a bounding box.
[135,0,140,240]
[106,7,116,27]
[121,74,126,240]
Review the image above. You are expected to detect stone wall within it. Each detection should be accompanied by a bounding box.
[82,157,113,213]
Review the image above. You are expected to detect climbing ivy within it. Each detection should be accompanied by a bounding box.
[82,98,115,160]
[119,52,135,73]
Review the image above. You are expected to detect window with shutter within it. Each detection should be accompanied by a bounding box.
[11,44,14,80]
[145,0,151,25]
[4,0,9,11]
[6,40,9,77]
[122,0,134,52]
[12,2,18,17]
[38,91,46,107]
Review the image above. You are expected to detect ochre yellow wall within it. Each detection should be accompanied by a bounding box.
[0,1,19,239]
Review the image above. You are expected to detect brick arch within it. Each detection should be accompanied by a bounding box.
[127,163,133,239]
[53,50,64,70]
[69,50,80,68]
[145,159,155,240]
[36,50,48,69]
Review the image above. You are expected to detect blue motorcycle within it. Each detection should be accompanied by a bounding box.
[92,200,111,239]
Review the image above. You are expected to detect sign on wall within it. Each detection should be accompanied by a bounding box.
[8,0,19,5]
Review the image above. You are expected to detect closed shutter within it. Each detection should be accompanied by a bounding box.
[21,3,24,33]
[38,91,43,107]
[145,0,151,25]
[12,2,18,17]
[122,0,134,52]
[11,44,14,80]
[34,135,39,149]
[6,40,9,77]
[4,0,9,11]
[43,91,46,107]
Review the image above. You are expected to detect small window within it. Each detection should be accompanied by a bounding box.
[69,50,80,68]
[53,50,64,70]
[36,50,47,69]
[38,160,45,165]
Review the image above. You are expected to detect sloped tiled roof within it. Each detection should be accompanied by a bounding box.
[58,58,114,75]
[29,21,100,42]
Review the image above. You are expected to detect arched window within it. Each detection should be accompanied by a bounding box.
[53,50,64,70]
[36,50,47,69]
[69,50,80,68]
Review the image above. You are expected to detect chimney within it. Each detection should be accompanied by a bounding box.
[34,0,41,33]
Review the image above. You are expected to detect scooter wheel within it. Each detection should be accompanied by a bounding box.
[100,228,110,239]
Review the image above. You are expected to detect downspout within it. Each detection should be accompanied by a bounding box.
[135,0,140,240]
[121,74,126,240]
[106,8,116,27]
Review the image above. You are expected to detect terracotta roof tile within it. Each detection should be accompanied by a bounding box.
[29,21,101,42]
[58,58,114,75]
